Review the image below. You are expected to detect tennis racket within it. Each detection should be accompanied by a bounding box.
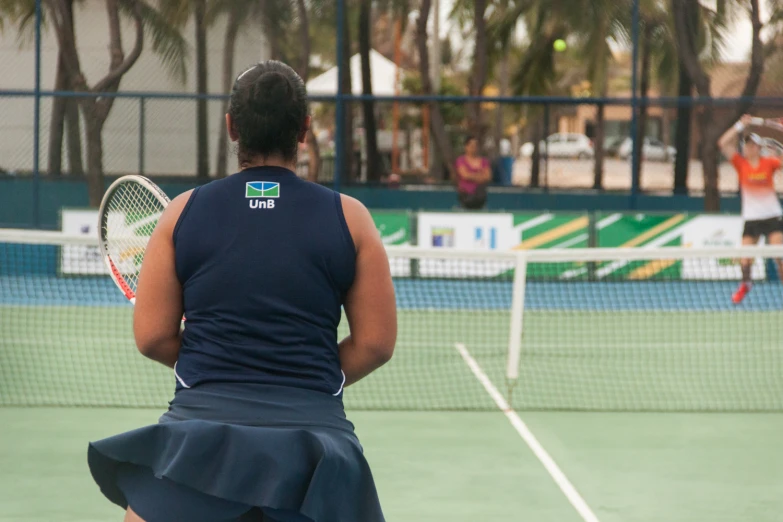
[751,117,783,132]
[98,175,170,304]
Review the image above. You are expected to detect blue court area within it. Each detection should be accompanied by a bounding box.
[4,274,783,311]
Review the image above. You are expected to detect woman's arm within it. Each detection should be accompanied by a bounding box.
[132,191,192,368]
[454,157,468,184]
[456,157,491,183]
[480,158,492,183]
[719,114,752,160]
[339,195,397,386]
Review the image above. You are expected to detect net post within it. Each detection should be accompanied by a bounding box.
[506,252,528,401]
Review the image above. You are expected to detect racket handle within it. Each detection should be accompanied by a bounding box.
[750,117,766,126]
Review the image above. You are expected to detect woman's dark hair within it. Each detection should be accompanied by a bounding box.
[464,135,478,146]
[229,60,308,163]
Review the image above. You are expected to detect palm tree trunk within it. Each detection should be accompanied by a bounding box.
[296,0,310,80]
[292,0,319,182]
[48,53,67,176]
[592,103,606,189]
[216,9,240,179]
[494,47,510,157]
[195,0,209,180]
[49,0,83,177]
[469,0,488,144]
[359,0,382,182]
[65,95,83,175]
[340,3,354,183]
[416,0,455,180]
[63,0,82,176]
[530,119,542,188]
[632,23,653,189]
[262,0,282,60]
[700,109,721,211]
[84,108,105,207]
[673,60,693,192]
[673,0,764,210]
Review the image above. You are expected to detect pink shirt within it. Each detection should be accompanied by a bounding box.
[455,155,489,194]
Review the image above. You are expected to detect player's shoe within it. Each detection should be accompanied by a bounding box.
[732,282,751,304]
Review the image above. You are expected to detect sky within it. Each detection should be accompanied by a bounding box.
[728,21,752,62]
[726,1,764,62]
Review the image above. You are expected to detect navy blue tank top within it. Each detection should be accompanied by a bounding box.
[172,167,356,396]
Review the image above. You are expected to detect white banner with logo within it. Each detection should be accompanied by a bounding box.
[61,209,106,275]
[418,213,516,250]
[681,215,765,280]
[416,212,516,277]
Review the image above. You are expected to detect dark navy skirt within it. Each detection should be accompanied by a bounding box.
[88,383,385,522]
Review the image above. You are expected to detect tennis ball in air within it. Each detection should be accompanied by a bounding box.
[553,39,567,52]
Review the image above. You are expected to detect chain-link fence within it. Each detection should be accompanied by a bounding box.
[4,0,783,219]
[4,93,783,193]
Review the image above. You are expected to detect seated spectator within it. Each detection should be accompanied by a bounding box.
[455,135,491,210]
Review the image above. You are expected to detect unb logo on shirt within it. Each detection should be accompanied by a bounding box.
[245,182,279,209]
[246,182,280,198]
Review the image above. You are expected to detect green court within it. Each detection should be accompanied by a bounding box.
[1,409,781,521]
[3,303,783,411]
[3,255,783,520]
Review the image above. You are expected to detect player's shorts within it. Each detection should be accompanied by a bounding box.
[88,383,385,522]
[742,216,783,238]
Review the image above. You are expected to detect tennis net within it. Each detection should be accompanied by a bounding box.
[2,228,783,411]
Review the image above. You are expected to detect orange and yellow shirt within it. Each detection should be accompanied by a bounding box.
[732,153,782,220]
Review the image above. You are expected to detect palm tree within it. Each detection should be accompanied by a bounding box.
[451,0,489,145]
[213,1,242,179]
[491,0,573,187]
[339,0,355,182]
[295,0,324,183]
[2,0,84,175]
[158,0,210,180]
[672,0,764,211]
[489,0,627,188]
[416,0,456,179]
[359,0,383,182]
[209,0,266,178]
[615,0,727,195]
[50,0,188,206]
[572,0,623,189]
[194,0,209,180]
[484,0,513,161]
[672,0,697,194]
[211,0,320,180]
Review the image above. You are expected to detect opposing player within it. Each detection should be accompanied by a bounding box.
[88,61,396,521]
[718,114,783,304]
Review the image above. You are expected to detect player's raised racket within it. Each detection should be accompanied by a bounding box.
[98,175,170,304]
[751,117,783,132]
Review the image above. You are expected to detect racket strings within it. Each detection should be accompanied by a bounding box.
[102,182,167,294]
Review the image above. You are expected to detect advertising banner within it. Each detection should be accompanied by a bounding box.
[680,215,765,280]
[373,212,410,245]
[61,209,105,275]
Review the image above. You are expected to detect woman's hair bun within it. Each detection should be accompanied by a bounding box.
[228,60,309,163]
[250,72,293,116]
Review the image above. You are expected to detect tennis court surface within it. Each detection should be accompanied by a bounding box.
[2,232,783,521]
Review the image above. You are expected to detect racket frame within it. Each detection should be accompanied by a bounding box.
[98,175,170,304]
[750,117,783,132]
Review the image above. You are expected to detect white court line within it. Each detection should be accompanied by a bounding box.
[454,342,601,522]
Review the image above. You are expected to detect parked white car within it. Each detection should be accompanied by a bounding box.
[617,137,676,162]
[519,133,595,159]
